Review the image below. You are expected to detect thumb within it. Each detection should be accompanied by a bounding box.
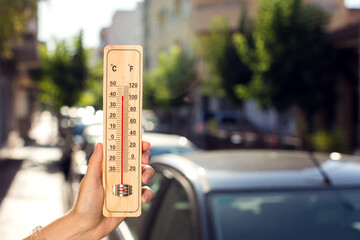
[85,142,103,182]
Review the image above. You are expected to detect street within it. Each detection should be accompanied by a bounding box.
[0,0,359,239]
[0,146,64,239]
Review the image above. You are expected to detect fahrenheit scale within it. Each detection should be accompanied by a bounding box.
[103,45,142,217]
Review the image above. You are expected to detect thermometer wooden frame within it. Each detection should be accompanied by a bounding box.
[103,45,143,217]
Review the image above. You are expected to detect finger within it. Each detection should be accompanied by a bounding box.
[142,150,151,165]
[142,141,151,152]
[85,143,103,181]
[141,164,155,184]
[141,186,154,204]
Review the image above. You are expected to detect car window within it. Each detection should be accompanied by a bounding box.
[209,190,360,240]
[149,179,195,240]
[150,146,195,157]
[125,172,164,240]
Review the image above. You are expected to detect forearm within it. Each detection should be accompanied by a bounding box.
[23,212,91,240]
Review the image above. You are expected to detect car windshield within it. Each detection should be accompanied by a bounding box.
[150,146,195,157]
[209,190,360,240]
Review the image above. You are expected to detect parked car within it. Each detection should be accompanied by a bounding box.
[67,131,197,207]
[117,150,360,240]
[200,111,262,149]
[142,133,197,157]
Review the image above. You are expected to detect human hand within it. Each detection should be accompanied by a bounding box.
[38,141,154,240]
[73,141,154,239]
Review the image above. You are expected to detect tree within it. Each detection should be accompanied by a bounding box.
[78,59,103,110]
[144,45,196,109]
[0,0,37,57]
[32,32,88,110]
[143,45,196,133]
[197,15,252,104]
[232,0,339,148]
[233,0,336,113]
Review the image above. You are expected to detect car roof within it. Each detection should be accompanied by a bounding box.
[142,132,195,148]
[151,150,360,193]
[84,123,103,137]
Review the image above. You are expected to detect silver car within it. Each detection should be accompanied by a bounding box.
[116,150,360,240]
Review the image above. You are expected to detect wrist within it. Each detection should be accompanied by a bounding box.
[41,211,92,240]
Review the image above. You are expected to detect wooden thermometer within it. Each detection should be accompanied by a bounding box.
[103,45,142,217]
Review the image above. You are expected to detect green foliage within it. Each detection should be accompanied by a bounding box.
[0,0,37,57]
[144,45,196,108]
[198,15,252,103]
[233,0,336,112]
[32,32,88,110]
[78,60,103,110]
[197,17,228,97]
[311,129,348,153]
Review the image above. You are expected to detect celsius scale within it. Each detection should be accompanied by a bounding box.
[102,45,143,217]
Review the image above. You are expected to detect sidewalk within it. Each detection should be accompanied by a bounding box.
[0,146,65,239]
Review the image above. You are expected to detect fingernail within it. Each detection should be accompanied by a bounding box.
[96,143,101,152]
[143,174,150,183]
[143,141,150,149]
[142,195,149,203]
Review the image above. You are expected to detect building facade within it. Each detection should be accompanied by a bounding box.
[143,0,194,69]
[98,3,144,61]
[0,9,39,147]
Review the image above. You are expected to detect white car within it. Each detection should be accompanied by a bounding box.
[142,133,197,157]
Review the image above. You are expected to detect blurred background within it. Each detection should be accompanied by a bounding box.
[0,0,359,239]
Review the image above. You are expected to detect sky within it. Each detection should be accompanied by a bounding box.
[39,0,359,49]
[345,0,360,8]
[38,0,142,49]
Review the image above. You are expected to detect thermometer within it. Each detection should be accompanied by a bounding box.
[102,45,142,217]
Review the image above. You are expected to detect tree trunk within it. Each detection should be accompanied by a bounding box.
[295,106,309,150]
